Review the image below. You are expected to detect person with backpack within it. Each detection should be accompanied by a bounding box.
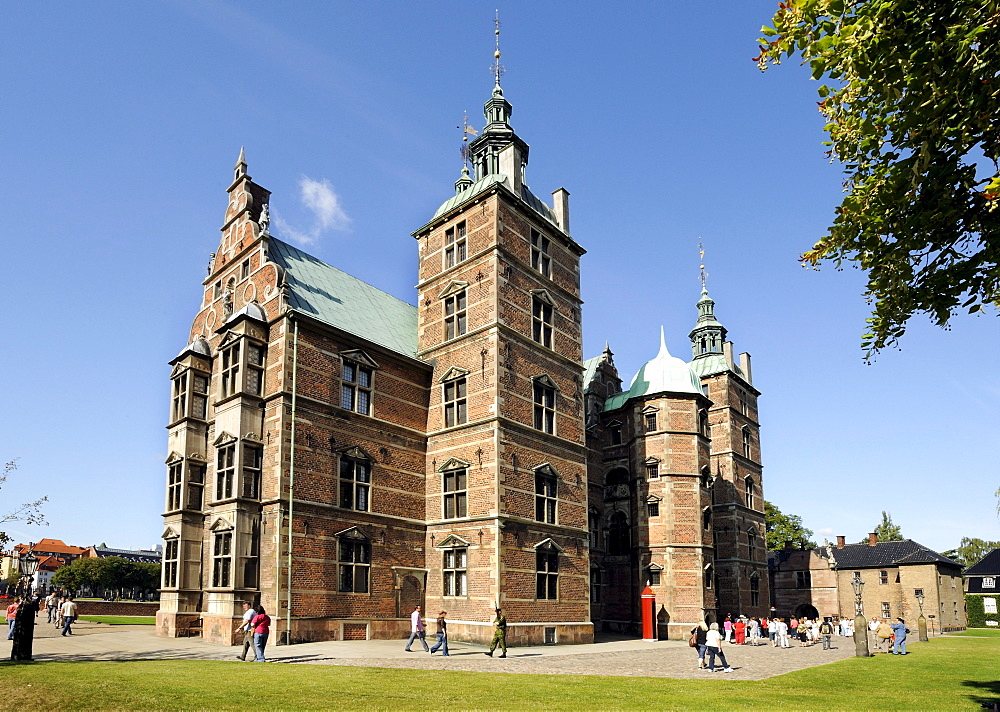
[819,618,835,649]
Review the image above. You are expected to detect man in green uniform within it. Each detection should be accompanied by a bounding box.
[485,607,507,658]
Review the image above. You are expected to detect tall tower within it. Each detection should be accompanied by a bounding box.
[411,28,591,644]
[688,285,768,617]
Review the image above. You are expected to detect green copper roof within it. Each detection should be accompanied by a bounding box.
[582,355,601,395]
[688,353,745,379]
[268,237,419,358]
[429,173,558,226]
[603,329,703,412]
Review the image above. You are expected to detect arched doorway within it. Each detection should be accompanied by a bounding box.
[794,603,819,620]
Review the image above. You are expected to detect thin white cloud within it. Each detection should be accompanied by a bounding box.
[274,176,350,246]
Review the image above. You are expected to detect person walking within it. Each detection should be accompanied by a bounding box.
[876,618,894,654]
[691,621,709,669]
[723,615,733,642]
[776,618,790,648]
[60,596,78,636]
[819,618,834,650]
[485,607,507,658]
[704,622,734,673]
[44,592,58,624]
[404,605,430,652]
[429,610,450,656]
[236,601,256,661]
[890,618,908,655]
[5,600,18,640]
[250,605,270,662]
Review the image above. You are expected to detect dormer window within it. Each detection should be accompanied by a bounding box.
[445,221,467,268]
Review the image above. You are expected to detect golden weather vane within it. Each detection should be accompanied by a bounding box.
[458,111,478,170]
[699,239,708,290]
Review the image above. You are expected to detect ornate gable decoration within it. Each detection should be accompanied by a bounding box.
[641,404,659,414]
[606,418,623,428]
[340,349,379,369]
[335,526,368,541]
[213,431,238,447]
[645,562,664,572]
[645,494,663,504]
[170,363,187,378]
[533,537,564,553]
[437,457,471,472]
[533,374,558,390]
[644,456,661,465]
[532,463,559,479]
[439,366,471,383]
[435,534,472,549]
[438,279,470,299]
[530,288,555,306]
[164,451,184,465]
[335,445,373,462]
[210,516,234,532]
[162,526,181,540]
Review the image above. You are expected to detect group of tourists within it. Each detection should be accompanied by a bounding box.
[404,605,508,658]
[4,590,78,661]
[868,616,909,655]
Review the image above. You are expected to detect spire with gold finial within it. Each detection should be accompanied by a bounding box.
[689,238,727,359]
[491,9,505,90]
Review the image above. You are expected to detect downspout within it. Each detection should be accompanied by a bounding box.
[285,316,299,644]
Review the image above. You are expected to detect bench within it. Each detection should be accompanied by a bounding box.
[181,618,203,637]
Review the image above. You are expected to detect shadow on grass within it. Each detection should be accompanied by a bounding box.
[962,679,1000,710]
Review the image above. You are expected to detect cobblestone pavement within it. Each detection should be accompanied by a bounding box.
[20,620,871,680]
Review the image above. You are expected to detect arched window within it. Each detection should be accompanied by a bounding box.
[608,512,630,556]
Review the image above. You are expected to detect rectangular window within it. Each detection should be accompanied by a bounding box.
[984,577,996,589]
[444,290,468,340]
[532,296,553,348]
[533,380,556,434]
[881,602,891,619]
[444,221,467,268]
[245,343,265,397]
[879,570,889,584]
[443,469,467,519]
[644,413,657,432]
[213,280,222,300]
[341,361,373,415]
[590,568,601,604]
[535,474,557,524]
[985,597,998,614]
[742,427,752,458]
[163,539,179,588]
[914,588,924,598]
[530,228,551,277]
[646,462,659,480]
[242,445,262,500]
[338,539,370,593]
[339,458,371,511]
[220,341,241,398]
[241,258,250,280]
[536,550,558,600]
[191,373,209,419]
[648,569,661,586]
[443,548,467,596]
[750,576,761,606]
[212,531,232,587]
[186,464,205,510]
[647,501,660,518]
[610,425,622,445]
[796,571,811,589]
[443,378,467,427]
[745,478,756,509]
[216,444,236,500]
[171,371,188,422]
[739,391,749,415]
[167,462,183,511]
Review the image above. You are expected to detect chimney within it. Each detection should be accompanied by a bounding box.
[836,535,845,549]
[739,352,753,384]
[868,532,878,546]
[723,341,735,369]
[551,188,571,235]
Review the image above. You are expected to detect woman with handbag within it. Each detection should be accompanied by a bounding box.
[690,622,709,669]
[250,605,271,662]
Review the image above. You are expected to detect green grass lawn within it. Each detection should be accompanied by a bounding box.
[0,636,994,710]
[77,615,156,626]
[948,628,1000,637]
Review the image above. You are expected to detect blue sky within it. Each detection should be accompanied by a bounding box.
[2,1,997,555]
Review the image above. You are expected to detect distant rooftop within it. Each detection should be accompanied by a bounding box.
[831,539,960,569]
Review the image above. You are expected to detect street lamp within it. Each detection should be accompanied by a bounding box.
[915,590,928,642]
[851,576,870,657]
[17,553,39,597]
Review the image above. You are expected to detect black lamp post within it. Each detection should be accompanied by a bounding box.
[17,553,39,598]
[851,577,870,657]
[915,591,928,641]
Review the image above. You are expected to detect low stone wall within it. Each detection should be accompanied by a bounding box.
[76,601,160,616]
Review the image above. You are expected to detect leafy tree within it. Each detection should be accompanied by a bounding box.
[861,510,903,542]
[756,1,1000,359]
[942,537,1000,568]
[0,460,47,549]
[51,557,102,595]
[764,500,817,550]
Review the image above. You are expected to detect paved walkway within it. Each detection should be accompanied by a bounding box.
[18,619,869,680]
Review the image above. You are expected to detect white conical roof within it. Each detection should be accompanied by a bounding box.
[628,327,703,397]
